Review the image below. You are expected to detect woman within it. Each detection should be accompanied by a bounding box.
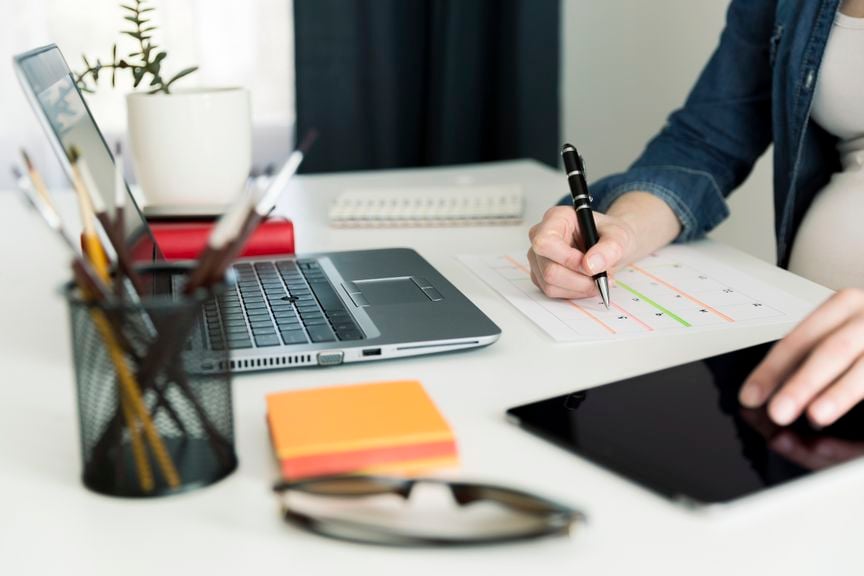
[528,0,864,428]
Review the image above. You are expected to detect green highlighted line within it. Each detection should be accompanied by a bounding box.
[615,281,691,328]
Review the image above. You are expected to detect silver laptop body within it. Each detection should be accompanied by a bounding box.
[15,44,501,371]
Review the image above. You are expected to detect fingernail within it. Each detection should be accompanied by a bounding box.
[739,384,763,407]
[587,255,606,273]
[769,396,797,425]
[810,400,836,426]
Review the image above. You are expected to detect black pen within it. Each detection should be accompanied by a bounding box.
[561,143,610,309]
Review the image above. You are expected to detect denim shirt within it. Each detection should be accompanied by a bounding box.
[581,0,842,267]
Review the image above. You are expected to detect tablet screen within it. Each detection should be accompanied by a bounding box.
[507,342,864,504]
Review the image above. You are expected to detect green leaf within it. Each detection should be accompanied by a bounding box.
[132,66,145,87]
[140,7,155,13]
[120,4,138,13]
[140,26,156,33]
[148,74,162,87]
[154,51,167,62]
[123,15,138,23]
[122,30,144,40]
[82,54,92,68]
[164,66,197,89]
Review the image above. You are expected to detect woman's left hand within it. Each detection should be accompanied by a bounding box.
[740,288,864,427]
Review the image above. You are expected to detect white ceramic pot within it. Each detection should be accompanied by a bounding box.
[127,87,251,211]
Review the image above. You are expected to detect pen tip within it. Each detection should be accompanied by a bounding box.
[11,165,23,180]
[561,143,576,154]
[597,277,611,310]
[67,145,80,163]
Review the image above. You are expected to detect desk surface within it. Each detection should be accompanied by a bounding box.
[0,160,858,575]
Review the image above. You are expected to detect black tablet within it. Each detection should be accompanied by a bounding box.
[506,342,864,505]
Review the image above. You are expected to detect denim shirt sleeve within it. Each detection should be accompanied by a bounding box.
[567,0,777,242]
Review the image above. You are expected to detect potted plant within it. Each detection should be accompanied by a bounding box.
[76,0,251,213]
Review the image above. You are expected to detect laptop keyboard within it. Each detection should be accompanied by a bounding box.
[203,259,365,350]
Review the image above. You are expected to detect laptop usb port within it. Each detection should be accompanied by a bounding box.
[362,348,382,357]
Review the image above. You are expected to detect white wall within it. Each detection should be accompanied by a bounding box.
[561,0,776,263]
[0,0,294,189]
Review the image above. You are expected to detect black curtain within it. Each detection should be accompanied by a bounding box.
[294,0,560,173]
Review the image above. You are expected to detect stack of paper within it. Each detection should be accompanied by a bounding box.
[266,380,458,479]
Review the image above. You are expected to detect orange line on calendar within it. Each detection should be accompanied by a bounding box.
[503,255,616,334]
[612,303,653,332]
[503,255,530,274]
[565,301,616,334]
[629,264,734,323]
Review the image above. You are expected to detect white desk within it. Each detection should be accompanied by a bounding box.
[1,160,859,575]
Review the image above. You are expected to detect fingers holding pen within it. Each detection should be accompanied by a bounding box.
[581,212,635,276]
[527,207,598,299]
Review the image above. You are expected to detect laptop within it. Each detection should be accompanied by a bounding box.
[15,44,501,371]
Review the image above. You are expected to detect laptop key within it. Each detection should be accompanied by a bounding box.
[308,282,343,311]
[336,329,364,341]
[302,317,328,326]
[252,324,276,333]
[254,334,281,347]
[280,330,308,344]
[331,322,358,333]
[307,325,336,343]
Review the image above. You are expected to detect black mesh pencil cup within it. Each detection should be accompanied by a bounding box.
[65,263,238,498]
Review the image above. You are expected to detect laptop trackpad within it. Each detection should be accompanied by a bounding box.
[353,278,435,305]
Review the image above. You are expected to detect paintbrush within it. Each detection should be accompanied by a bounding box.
[208,130,317,284]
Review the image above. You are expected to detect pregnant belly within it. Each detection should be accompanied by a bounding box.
[788,170,864,291]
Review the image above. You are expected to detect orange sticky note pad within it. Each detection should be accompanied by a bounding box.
[266,380,458,479]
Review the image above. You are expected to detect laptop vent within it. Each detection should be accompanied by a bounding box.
[221,354,314,373]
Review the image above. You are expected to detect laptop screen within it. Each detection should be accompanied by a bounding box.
[14,44,159,264]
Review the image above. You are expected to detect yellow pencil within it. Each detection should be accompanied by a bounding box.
[68,147,181,490]
[89,308,180,488]
[67,148,110,280]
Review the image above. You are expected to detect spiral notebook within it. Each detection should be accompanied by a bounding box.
[328,185,524,227]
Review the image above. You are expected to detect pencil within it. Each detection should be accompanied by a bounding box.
[16,161,184,490]
[69,146,146,294]
[67,147,111,281]
[67,149,181,489]
[20,149,56,213]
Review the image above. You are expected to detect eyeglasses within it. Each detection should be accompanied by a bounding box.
[273,475,586,547]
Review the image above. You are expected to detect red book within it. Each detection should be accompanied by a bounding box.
[149,218,295,261]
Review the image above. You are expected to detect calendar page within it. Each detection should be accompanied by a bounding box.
[459,245,816,342]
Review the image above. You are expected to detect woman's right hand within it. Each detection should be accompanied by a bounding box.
[527,191,683,299]
[527,206,638,299]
